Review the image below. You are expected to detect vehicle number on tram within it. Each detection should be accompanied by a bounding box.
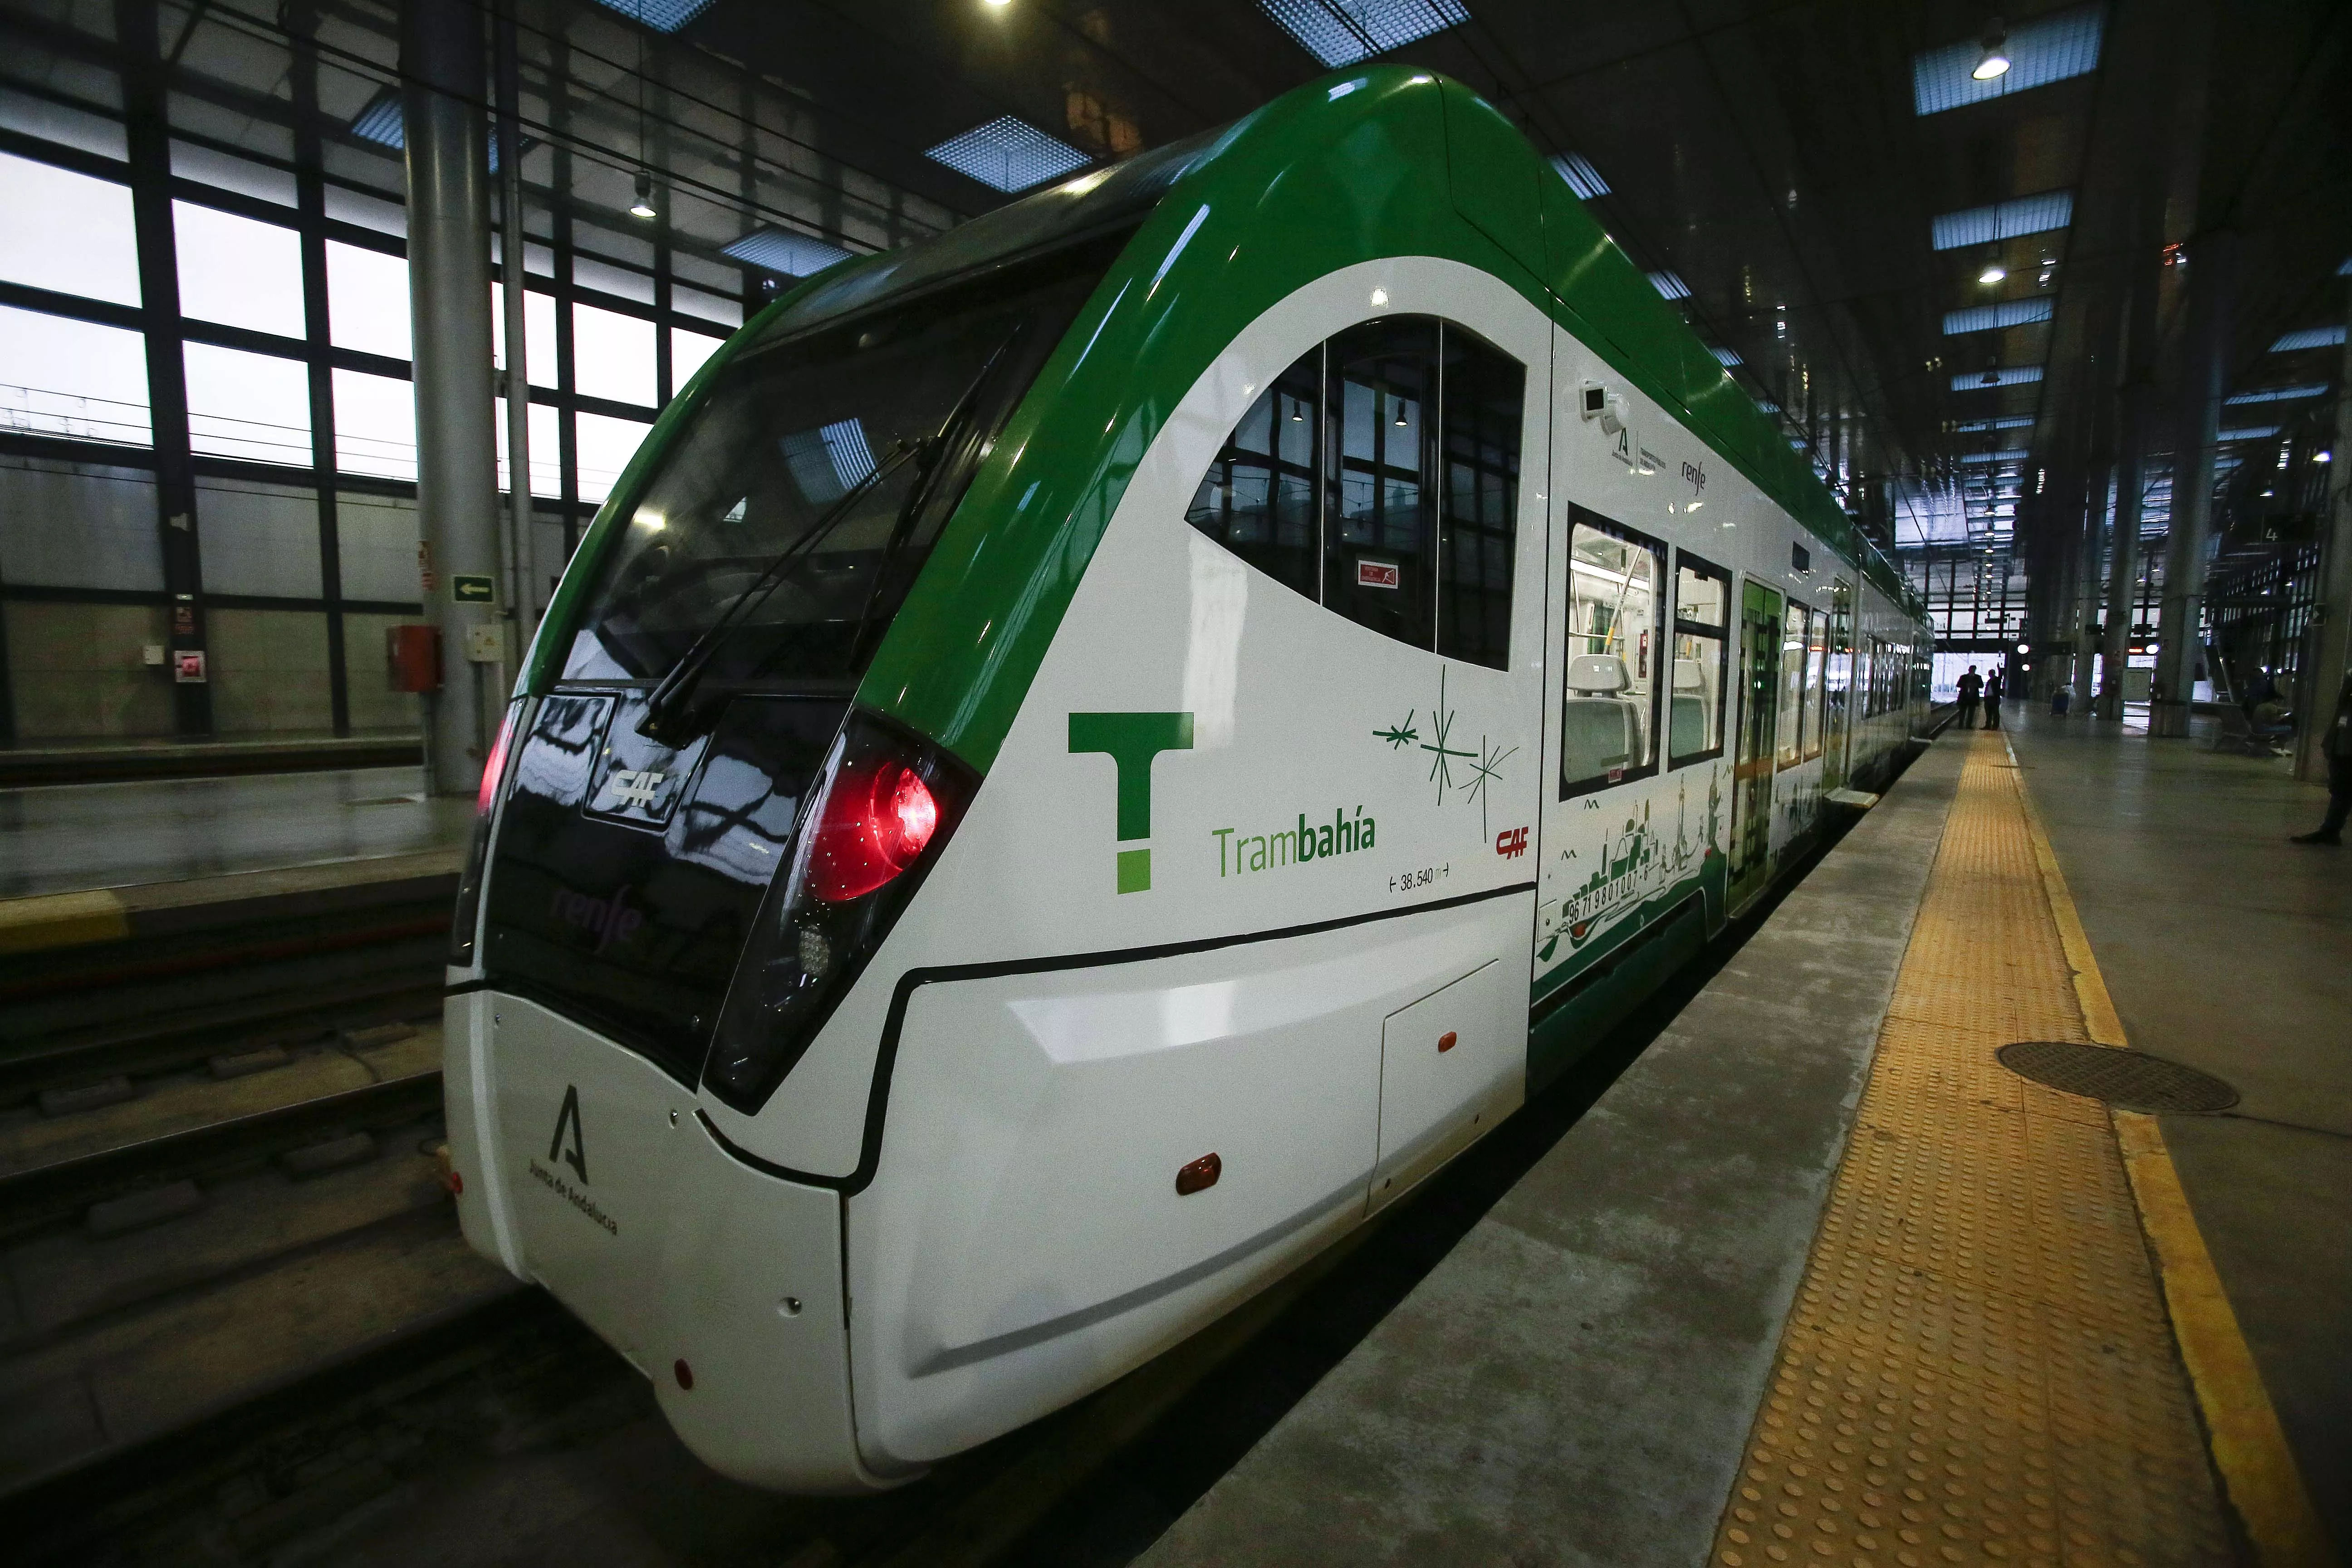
[1390,862,1450,894]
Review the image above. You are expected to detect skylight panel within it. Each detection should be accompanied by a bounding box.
[1257,0,1469,68]
[2217,425,2279,442]
[2224,384,2326,406]
[1952,366,2042,389]
[2269,325,2346,353]
[347,87,531,168]
[1955,415,2034,431]
[1912,4,2103,115]
[721,227,854,279]
[1931,191,2073,250]
[924,117,1089,194]
[2339,256,2352,277]
[1647,270,1690,301]
[1710,345,1742,367]
[1958,449,2029,464]
[1551,153,1608,200]
[350,88,402,148]
[586,0,718,34]
[1943,298,2054,334]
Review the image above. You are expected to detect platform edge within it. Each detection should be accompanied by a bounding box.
[2007,737,2336,1568]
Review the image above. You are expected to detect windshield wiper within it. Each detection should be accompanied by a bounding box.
[840,332,1020,672]
[638,439,921,746]
[637,343,1018,748]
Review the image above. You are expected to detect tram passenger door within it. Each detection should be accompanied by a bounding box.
[1822,577,1852,792]
[1728,580,1782,911]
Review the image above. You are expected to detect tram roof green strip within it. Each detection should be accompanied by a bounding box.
[859,69,1915,770]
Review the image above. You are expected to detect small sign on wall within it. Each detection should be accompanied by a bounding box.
[451,574,496,603]
[173,650,207,684]
[1357,559,1401,590]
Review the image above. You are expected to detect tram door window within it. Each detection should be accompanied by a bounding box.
[1558,509,1662,798]
[1182,346,1321,601]
[1669,552,1729,766]
[1823,579,1853,788]
[1184,317,1522,669]
[1730,580,1784,908]
[1803,606,1828,760]
[1776,600,1809,769]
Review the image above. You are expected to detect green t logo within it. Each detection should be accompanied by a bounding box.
[1068,711,1194,893]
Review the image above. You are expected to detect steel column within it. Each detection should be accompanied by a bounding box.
[2151,230,2236,737]
[2293,278,2352,783]
[402,0,501,795]
[118,0,211,736]
[494,0,535,661]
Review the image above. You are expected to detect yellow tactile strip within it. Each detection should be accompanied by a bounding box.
[1710,734,2234,1568]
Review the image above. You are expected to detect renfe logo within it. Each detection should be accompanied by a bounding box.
[1357,559,1401,589]
[551,885,645,951]
[1494,825,1530,859]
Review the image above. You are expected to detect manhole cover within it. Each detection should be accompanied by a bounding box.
[1995,1041,2239,1113]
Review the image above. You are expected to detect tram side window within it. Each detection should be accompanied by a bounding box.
[1668,553,1728,765]
[1560,509,1662,798]
[1803,606,1828,760]
[1777,601,1808,769]
[1184,315,1522,669]
[1326,318,1438,652]
[1438,328,1522,668]
[1183,346,1320,600]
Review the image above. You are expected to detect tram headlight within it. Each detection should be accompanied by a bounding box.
[702,710,976,1113]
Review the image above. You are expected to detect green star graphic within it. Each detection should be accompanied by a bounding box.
[1420,667,1475,803]
[1375,710,1420,750]
[1460,735,1519,837]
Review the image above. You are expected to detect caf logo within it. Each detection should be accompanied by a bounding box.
[549,1084,588,1183]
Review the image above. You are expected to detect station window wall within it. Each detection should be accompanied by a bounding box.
[0,54,757,742]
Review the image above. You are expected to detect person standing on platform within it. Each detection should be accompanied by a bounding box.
[1956,665,1983,730]
[2291,672,2352,847]
[1983,669,2004,728]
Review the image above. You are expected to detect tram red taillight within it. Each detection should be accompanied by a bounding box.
[477,705,520,817]
[806,760,940,903]
[450,696,529,968]
[703,711,975,1113]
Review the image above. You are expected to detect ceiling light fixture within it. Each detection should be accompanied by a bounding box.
[1978,260,2007,284]
[1973,20,2012,80]
[628,169,657,219]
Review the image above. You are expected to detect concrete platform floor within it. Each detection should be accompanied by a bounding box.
[0,765,472,899]
[2004,704,2351,1552]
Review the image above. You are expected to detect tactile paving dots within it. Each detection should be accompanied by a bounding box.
[1710,738,2234,1568]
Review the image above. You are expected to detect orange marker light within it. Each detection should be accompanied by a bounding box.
[1438,1031,1458,1053]
[1176,1152,1222,1195]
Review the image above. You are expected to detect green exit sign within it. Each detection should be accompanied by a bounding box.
[451,574,496,603]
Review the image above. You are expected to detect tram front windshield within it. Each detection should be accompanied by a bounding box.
[560,239,1117,688]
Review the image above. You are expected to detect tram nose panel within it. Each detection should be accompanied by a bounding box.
[488,995,691,1363]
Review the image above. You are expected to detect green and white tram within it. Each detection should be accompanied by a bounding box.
[443,65,1932,1492]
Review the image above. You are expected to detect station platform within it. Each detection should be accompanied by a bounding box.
[1142,717,2346,1567]
[0,764,470,902]
[0,732,423,790]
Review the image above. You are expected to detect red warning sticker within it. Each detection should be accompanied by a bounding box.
[1357,559,1401,589]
